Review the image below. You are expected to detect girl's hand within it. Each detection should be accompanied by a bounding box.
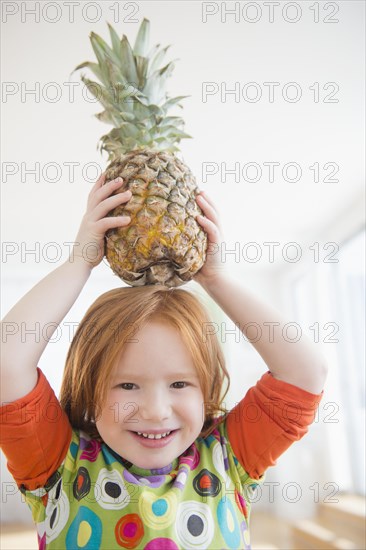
[71,173,132,268]
[194,191,228,287]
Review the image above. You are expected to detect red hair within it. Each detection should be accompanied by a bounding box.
[60,286,230,440]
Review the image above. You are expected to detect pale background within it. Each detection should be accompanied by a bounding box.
[1,0,365,542]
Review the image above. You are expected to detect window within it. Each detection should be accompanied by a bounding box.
[289,227,365,495]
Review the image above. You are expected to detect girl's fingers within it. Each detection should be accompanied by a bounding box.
[197,191,219,216]
[95,215,131,234]
[91,189,132,221]
[196,214,220,245]
[89,172,107,195]
[196,194,221,229]
[89,177,125,210]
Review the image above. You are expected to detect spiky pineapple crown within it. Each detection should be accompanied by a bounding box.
[73,19,190,162]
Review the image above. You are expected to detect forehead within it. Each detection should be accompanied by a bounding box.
[113,321,198,377]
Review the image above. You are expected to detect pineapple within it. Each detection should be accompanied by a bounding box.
[74,19,207,287]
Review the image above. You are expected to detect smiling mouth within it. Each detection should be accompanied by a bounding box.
[131,429,178,440]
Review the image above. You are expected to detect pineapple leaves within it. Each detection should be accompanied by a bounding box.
[133,18,150,58]
[118,36,138,86]
[143,61,176,105]
[148,46,171,76]
[95,110,122,126]
[75,19,192,159]
[104,59,126,88]
[135,56,149,89]
[146,44,161,63]
[81,76,121,112]
[72,61,107,86]
[107,22,122,55]
[162,96,189,110]
[90,32,121,70]
[160,116,185,127]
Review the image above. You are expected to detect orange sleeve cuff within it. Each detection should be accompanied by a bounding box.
[0,368,72,490]
[227,371,323,480]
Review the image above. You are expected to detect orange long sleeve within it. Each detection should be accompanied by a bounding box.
[227,371,323,479]
[0,368,72,490]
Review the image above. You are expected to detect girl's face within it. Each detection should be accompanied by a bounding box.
[96,320,205,469]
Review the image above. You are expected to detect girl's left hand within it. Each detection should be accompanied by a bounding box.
[194,191,228,288]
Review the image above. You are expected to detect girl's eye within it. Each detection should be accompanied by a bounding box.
[119,383,136,390]
[171,381,188,389]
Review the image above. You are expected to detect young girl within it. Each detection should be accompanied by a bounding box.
[0,173,327,549]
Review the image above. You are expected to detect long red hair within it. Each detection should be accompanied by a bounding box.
[60,286,230,440]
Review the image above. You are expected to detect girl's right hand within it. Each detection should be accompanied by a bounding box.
[71,173,132,268]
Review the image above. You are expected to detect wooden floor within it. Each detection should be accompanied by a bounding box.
[0,524,37,550]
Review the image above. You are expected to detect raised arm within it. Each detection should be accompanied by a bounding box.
[1,174,132,405]
[194,192,328,395]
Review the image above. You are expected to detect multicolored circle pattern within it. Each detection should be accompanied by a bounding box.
[95,468,130,510]
[115,513,144,548]
[65,506,102,549]
[216,497,241,549]
[139,491,177,530]
[23,420,259,549]
[193,469,221,498]
[144,538,179,549]
[212,442,232,490]
[73,467,91,501]
[175,501,214,549]
[45,478,70,543]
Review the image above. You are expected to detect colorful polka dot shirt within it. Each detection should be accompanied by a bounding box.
[0,369,323,549]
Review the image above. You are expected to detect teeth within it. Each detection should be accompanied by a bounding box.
[136,431,171,439]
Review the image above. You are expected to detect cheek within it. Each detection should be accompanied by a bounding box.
[96,396,119,430]
[178,391,205,425]
[120,401,140,426]
[98,393,139,428]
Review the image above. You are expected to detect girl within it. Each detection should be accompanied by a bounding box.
[0,173,327,549]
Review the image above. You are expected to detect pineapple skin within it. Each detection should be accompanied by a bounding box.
[104,149,207,287]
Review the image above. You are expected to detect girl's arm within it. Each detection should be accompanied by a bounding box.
[1,174,132,405]
[194,192,328,395]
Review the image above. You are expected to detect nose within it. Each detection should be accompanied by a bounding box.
[139,389,172,422]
